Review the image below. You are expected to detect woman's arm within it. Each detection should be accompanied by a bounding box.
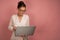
[26,15,30,26]
[8,16,14,31]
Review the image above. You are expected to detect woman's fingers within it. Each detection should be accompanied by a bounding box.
[20,34,25,37]
[13,26,16,31]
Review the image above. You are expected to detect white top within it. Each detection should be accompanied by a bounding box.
[8,14,30,31]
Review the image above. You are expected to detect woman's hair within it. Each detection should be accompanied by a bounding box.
[17,1,26,9]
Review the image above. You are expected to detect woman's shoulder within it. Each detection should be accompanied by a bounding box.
[11,14,17,18]
[12,14,17,17]
[24,14,29,18]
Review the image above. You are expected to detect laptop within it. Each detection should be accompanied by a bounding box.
[14,26,36,36]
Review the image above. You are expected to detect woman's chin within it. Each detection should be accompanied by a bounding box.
[19,14,23,16]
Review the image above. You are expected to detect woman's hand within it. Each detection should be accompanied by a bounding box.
[20,34,25,37]
[13,26,16,31]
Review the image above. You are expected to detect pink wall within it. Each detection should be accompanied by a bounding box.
[0,0,60,40]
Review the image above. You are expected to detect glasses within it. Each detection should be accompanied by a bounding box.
[19,9,26,12]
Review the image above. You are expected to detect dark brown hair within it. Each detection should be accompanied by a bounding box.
[17,1,26,9]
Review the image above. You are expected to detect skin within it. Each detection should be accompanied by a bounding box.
[13,7,26,37]
[18,7,26,16]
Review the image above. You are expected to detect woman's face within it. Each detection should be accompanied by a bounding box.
[18,7,26,16]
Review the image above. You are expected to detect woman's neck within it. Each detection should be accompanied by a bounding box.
[17,14,23,17]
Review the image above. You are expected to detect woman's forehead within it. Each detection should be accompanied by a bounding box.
[19,7,26,10]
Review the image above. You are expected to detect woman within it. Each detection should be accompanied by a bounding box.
[8,1,29,40]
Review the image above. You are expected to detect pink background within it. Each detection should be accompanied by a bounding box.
[0,0,60,40]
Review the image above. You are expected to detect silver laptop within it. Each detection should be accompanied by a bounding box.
[14,26,36,36]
